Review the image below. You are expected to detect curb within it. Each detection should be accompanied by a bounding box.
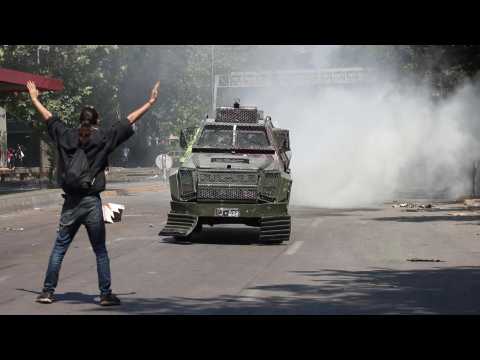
[0,189,63,214]
[0,183,169,215]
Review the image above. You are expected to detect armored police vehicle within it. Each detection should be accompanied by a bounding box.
[159,102,292,244]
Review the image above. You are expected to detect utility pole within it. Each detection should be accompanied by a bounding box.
[211,45,215,116]
[36,45,51,187]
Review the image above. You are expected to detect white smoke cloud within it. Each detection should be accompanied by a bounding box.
[234,46,480,207]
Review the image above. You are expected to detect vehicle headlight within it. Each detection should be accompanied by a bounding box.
[178,168,196,200]
[260,171,280,201]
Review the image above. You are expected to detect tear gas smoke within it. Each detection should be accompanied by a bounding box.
[232,47,480,207]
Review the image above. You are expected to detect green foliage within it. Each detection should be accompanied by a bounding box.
[336,45,480,96]
[0,45,126,181]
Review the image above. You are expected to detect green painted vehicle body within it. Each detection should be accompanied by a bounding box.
[159,104,292,244]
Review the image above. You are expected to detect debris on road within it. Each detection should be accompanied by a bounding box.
[391,201,434,211]
[463,199,480,211]
[407,258,444,262]
[149,224,154,228]
[102,203,125,224]
[3,227,24,231]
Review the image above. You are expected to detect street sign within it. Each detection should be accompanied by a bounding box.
[156,154,173,170]
[156,154,173,183]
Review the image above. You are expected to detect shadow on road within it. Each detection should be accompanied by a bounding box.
[75,266,480,315]
[16,288,136,305]
[290,207,382,219]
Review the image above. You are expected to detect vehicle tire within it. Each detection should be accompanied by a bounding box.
[177,222,202,242]
[262,239,285,245]
[173,235,187,242]
[193,222,202,233]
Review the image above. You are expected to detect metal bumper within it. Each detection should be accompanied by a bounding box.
[259,216,291,243]
[168,201,289,218]
[159,202,291,242]
[159,213,199,237]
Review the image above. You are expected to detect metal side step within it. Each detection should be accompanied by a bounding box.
[159,213,199,237]
[259,216,291,244]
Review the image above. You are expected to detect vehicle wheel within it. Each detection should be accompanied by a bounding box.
[173,235,190,242]
[175,222,202,242]
[263,239,285,245]
[193,222,202,233]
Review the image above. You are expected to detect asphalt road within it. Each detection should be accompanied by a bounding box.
[1,184,480,314]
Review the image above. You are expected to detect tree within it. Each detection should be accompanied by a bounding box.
[0,45,127,182]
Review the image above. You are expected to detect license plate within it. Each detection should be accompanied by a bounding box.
[215,208,240,217]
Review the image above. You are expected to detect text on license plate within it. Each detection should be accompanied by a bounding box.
[215,208,240,217]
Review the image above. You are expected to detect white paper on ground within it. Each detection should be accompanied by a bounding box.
[102,203,125,224]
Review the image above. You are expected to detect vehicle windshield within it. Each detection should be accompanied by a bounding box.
[195,126,271,151]
[236,130,269,149]
[196,128,233,148]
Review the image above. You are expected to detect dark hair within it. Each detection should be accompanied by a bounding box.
[79,106,99,144]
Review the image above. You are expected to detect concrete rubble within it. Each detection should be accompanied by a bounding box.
[391,200,433,212]
[3,227,24,231]
[463,199,480,209]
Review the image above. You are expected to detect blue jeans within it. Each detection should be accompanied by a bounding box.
[42,195,112,296]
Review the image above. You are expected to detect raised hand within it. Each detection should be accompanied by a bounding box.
[26,80,52,121]
[26,81,39,100]
[149,81,160,104]
[127,81,161,124]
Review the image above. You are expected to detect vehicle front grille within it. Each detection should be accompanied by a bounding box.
[197,187,258,201]
[196,170,259,202]
[198,171,258,185]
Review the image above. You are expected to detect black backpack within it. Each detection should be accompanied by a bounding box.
[62,147,94,193]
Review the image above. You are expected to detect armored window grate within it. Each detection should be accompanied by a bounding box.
[215,108,258,123]
[198,172,258,185]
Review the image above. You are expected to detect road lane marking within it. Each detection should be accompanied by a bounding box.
[285,240,304,255]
